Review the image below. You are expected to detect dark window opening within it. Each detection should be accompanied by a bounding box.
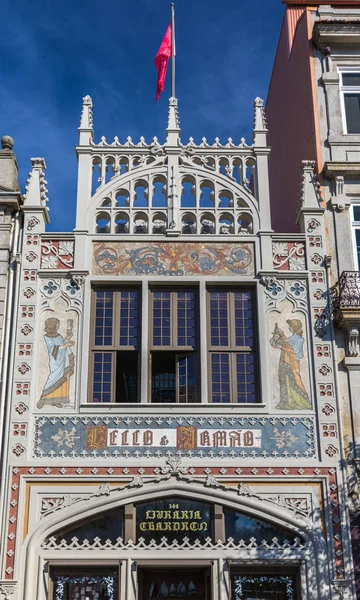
[151,352,197,403]
[344,94,360,133]
[150,288,198,403]
[116,351,138,403]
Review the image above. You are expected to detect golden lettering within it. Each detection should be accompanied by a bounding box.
[193,511,201,520]
[146,510,156,520]
[181,511,189,519]
[190,522,199,531]
[181,522,189,531]
[86,426,107,450]
[148,522,155,531]
[156,522,163,531]
[199,522,208,531]
[172,510,180,519]
[173,522,180,531]
[139,522,147,531]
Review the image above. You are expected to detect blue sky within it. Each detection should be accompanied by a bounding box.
[1,0,284,232]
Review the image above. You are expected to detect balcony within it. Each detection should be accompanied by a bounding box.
[334,272,360,312]
[333,272,360,358]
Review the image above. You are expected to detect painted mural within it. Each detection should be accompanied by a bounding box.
[92,242,254,276]
[37,298,77,409]
[268,301,312,411]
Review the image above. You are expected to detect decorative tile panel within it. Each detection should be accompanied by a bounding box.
[272,241,306,271]
[40,240,74,269]
[92,242,254,276]
[34,415,315,459]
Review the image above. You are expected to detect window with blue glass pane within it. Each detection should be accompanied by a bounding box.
[94,291,113,346]
[177,291,196,346]
[353,206,360,222]
[93,352,112,403]
[91,289,139,403]
[208,289,256,403]
[119,290,138,346]
[211,354,231,403]
[356,229,360,270]
[178,355,196,402]
[234,291,253,347]
[152,291,171,346]
[236,354,256,403]
[210,292,229,346]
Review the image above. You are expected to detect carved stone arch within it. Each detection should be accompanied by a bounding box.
[26,477,318,551]
[20,476,328,600]
[87,162,260,233]
[89,163,168,209]
[179,165,259,210]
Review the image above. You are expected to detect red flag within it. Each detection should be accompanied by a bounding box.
[155,23,172,101]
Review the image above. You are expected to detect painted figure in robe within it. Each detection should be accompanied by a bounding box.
[37,317,75,408]
[270,319,311,410]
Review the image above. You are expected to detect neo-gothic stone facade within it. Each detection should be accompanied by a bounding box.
[0,91,355,600]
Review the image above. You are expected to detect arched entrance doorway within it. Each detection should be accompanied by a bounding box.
[22,476,326,600]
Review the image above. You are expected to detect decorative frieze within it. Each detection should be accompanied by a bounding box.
[33,415,316,459]
[92,241,254,276]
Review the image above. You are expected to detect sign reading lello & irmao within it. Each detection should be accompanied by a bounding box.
[33,415,316,459]
[101,427,261,449]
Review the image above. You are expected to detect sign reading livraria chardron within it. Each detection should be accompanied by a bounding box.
[92,241,254,276]
[136,498,213,543]
[33,416,315,459]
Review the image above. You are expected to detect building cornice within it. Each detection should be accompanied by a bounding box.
[313,21,360,48]
[323,161,360,178]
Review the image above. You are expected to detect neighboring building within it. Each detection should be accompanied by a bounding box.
[0,136,23,598]
[0,90,356,600]
[266,1,360,598]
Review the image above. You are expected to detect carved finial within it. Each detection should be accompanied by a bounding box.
[1,135,14,150]
[24,158,49,208]
[78,95,94,144]
[299,160,321,210]
[253,97,268,146]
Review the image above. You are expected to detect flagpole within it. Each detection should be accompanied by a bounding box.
[171,2,175,98]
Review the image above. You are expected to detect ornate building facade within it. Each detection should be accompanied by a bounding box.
[266,1,360,597]
[0,87,355,600]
